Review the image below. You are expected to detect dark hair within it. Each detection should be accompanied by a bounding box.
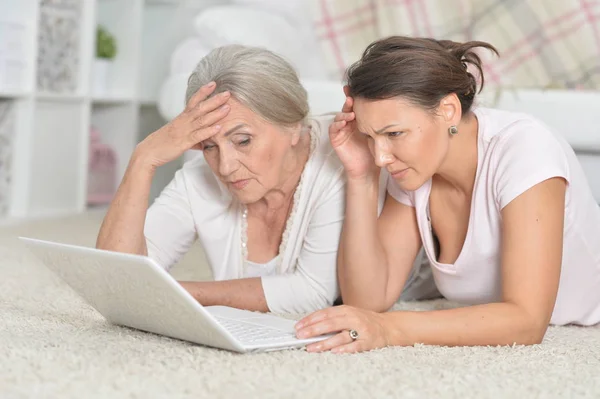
[345,36,499,115]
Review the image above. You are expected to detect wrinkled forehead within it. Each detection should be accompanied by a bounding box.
[206,98,282,141]
[353,97,404,130]
[354,97,432,132]
[215,99,260,131]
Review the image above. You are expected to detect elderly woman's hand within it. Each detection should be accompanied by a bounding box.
[329,88,378,181]
[135,82,231,169]
[295,305,398,353]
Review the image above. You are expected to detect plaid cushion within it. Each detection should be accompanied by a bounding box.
[309,0,600,90]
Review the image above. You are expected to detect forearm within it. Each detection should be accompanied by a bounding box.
[384,302,547,347]
[179,278,269,312]
[338,176,389,309]
[96,150,155,255]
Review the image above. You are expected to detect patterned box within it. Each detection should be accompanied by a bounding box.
[37,0,82,93]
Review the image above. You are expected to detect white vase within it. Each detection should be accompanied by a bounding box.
[92,58,113,96]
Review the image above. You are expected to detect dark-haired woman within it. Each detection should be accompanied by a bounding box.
[294,36,600,352]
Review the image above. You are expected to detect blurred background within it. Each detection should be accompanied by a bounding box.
[0,0,599,225]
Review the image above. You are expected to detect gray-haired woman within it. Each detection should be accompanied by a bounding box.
[95,45,347,314]
[96,45,435,314]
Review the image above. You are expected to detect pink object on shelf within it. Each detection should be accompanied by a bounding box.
[87,127,117,205]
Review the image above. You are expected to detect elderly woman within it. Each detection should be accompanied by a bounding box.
[96,45,348,314]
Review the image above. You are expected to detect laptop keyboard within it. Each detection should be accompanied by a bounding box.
[214,316,298,344]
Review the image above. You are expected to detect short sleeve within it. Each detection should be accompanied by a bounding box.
[494,122,570,210]
[386,173,414,207]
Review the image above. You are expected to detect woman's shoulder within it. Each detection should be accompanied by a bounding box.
[475,106,576,164]
[307,114,341,161]
[475,106,575,169]
[305,114,345,184]
[307,113,335,150]
[475,107,567,148]
[474,107,574,209]
[309,113,336,132]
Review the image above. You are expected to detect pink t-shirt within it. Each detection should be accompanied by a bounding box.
[387,107,600,326]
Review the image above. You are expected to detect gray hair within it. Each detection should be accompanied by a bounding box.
[186,45,309,128]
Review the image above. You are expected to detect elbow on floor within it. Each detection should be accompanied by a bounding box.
[510,322,549,346]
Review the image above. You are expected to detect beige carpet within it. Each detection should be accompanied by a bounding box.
[1,210,599,399]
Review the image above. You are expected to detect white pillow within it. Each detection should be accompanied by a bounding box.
[169,37,212,76]
[192,6,303,70]
[478,89,600,152]
[227,0,328,79]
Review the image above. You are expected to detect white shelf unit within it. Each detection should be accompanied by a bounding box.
[0,0,223,223]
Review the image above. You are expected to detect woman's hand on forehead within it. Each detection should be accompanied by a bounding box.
[135,82,231,168]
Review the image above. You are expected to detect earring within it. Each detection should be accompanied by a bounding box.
[448,125,459,136]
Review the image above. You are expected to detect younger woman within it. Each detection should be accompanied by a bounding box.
[295,36,600,352]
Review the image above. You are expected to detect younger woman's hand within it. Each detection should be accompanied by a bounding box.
[295,305,392,354]
[329,88,378,181]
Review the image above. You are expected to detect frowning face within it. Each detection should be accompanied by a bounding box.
[353,96,453,191]
[201,98,303,203]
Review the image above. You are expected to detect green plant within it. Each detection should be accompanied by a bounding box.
[96,26,117,59]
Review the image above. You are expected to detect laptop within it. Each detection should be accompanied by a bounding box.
[19,237,331,353]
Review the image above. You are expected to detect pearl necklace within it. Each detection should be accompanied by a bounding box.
[241,206,249,259]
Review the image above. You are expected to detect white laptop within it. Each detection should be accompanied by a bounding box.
[19,237,331,353]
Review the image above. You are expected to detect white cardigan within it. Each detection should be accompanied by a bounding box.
[144,115,345,314]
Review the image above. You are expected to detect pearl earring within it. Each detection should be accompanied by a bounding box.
[448,125,459,136]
